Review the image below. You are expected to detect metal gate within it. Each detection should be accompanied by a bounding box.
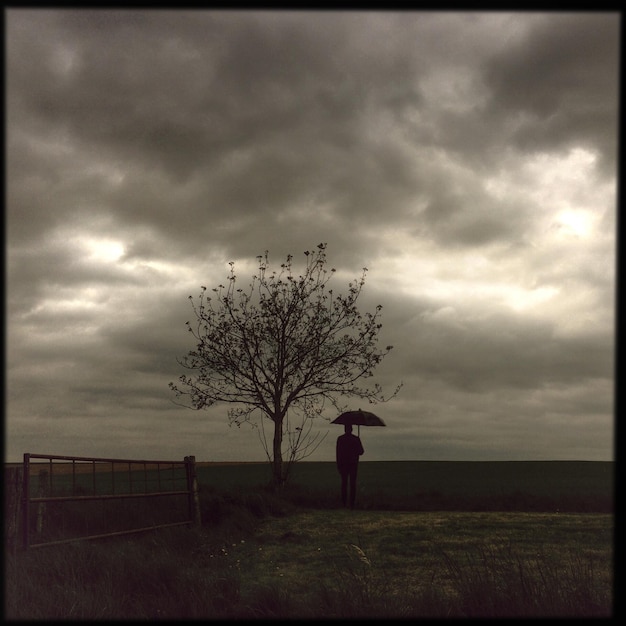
[20,453,201,549]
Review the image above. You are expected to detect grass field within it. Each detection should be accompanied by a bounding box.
[235,508,612,618]
[5,460,614,619]
[197,460,613,511]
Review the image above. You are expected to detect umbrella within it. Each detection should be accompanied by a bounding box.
[331,409,386,436]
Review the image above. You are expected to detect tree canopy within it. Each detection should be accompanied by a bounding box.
[170,243,400,486]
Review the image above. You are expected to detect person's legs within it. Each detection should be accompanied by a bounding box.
[348,464,358,508]
[340,471,348,507]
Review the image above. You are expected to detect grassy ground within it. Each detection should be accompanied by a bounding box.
[231,508,612,618]
[5,488,613,619]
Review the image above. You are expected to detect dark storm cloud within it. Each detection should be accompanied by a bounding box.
[8,10,428,259]
[6,10,617,462]
[9,11,616,258]
[483,13,619,173]
[404,310,612,392]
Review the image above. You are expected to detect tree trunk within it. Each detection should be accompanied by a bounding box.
[271,416,284,490]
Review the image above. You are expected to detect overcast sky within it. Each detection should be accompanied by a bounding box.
[6,10,618,464]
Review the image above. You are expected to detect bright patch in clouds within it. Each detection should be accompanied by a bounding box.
[82,237,125,263]
[507,285,559,312]
[525,149,602,221]
[554,209,595,238]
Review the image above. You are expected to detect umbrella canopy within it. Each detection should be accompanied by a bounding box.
[331,409,386,427]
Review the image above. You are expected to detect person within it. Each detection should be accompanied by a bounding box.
[336,424,364,508]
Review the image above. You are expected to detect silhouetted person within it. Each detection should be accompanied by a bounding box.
[336,424,364,508]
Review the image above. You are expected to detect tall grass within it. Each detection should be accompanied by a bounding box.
[305,541,610,619]
[5,487,295,620]
[6,527,243,619]
[438,542,609,617]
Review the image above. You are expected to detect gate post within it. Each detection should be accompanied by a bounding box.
[5,466,24,554]
[22,453,30,550]
[184,456,201,527]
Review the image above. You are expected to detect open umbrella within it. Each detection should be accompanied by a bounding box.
[331,408,386,436]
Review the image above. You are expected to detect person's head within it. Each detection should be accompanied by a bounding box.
[344,424,353,434]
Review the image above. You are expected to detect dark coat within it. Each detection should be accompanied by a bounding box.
[336,433,364,472]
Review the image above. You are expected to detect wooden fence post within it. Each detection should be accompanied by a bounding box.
[185,456,201,528]
[5,466,24,554]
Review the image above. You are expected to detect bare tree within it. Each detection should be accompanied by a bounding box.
[170,243,400,488]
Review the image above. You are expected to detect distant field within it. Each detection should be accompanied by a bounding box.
[196,461,614,511]
[6,459,613,511]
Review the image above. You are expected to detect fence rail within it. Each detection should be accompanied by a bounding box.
[8,453,201,550]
